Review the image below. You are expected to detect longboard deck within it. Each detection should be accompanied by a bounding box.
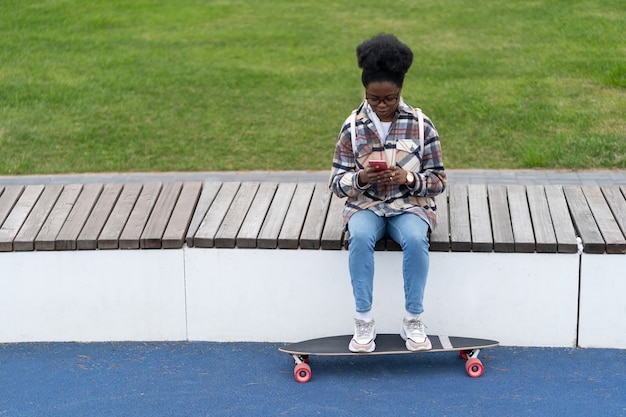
[279,334,499,356]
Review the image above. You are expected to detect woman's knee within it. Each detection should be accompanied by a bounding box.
[348,227,380,247]
[348,211,384,245]
[388,216,430,249]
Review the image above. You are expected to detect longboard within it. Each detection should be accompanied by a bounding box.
[279,334,499,382]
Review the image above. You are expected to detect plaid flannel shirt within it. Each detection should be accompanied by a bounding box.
[329,99,447,229]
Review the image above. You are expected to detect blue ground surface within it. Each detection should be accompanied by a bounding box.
[1,342,625,416]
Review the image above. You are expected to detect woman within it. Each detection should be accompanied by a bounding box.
[329,34,447,353]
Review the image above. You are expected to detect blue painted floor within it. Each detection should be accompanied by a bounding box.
[1,342,625,416]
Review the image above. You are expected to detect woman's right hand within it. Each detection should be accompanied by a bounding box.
[358,166,395,186]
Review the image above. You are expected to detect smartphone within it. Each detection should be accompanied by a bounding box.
[368,160,388,171]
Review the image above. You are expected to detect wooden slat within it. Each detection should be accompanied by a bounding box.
[0,185,44,252]
[526,185,557,253]
[55,183,103,250]
[507,185,535,253]
[119,182,162,249]
[602,185,626,241]
[300,184,332,249]
[321,193,345,250]
[468,184,493,252]
[563,186,605,254]
[278,183,315,249]
[0,185,25,229]
[621,186,626,234]
[583,186,626,254]
[77,183,123,250]
[544,185,579,253]
[162,181,203,249]
[35,184,82,251]
[448,184,471,252]
[487,185,514,252]
[257,183,296,249]
[214,182,259,248]
[186,182,222,247]
[140,182,183,249]
[98,183,143,249]
[236,182,278,248]
[13,185,63,251]
[429,190,450,251]
[194,182,240,248]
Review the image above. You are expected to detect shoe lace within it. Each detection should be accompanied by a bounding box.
[406,319,426,332]
[355,320,374,337]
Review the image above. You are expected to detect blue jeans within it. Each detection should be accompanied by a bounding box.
[347,210,430,315]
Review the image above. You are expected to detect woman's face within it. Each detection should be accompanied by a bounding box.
[365,81,401,122]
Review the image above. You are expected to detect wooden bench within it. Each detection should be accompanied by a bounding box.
[1,181,625,254]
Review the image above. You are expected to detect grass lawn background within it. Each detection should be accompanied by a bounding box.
[1,0,624,174]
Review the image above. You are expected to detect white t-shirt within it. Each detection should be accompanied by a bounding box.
[380,121,392,141]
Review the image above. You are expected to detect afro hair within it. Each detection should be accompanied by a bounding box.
[356,33,414,87]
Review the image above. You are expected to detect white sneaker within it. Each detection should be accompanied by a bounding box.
[401,318,432,351]
[349,319,376,352]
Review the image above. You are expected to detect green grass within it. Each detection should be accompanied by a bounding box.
[0,0,624,174]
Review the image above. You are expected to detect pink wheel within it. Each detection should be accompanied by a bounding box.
[459,350,469,360]
[294,362,312,383]
[465,358,484,378]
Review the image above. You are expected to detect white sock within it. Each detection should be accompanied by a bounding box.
[405,311,421,321]
[356,311,373,322]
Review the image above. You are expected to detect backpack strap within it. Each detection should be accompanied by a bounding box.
[349,109,358,156]
[414,107,424,160]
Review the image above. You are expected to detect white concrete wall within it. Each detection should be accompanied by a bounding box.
[0,247,605,348]
[578,254,626,349]
[426,252,580,347]
[0,250,187,342]
[185,249,354,343]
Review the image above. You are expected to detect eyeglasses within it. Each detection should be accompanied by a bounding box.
[365,94,400,106]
